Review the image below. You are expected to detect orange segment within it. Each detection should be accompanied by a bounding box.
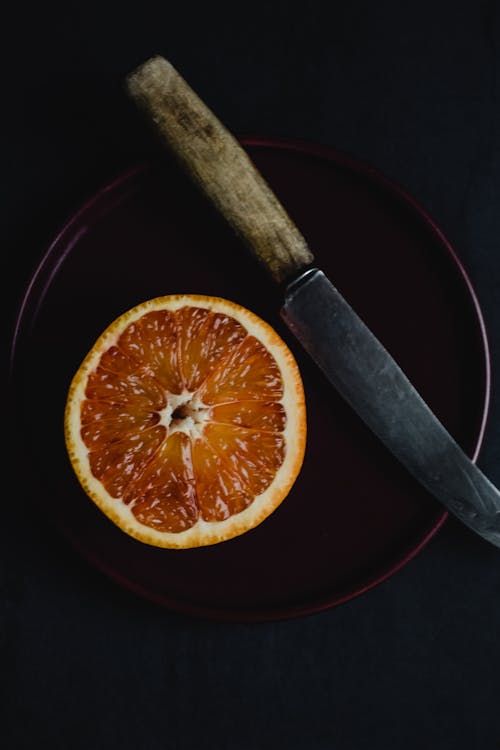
[64,295,306,549]
[80,401,160,449]
[189,435,249,521]
[88,425,166,500]
[192,423,285,521]
[176,307,247,390]
[126,432,198,533]
[96,345,139,375]
[198,335,283,405]
[210,401,286,432]
[118,310,184,393]
[85,364,166,411]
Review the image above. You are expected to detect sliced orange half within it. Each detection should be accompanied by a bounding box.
[64,295,306,548]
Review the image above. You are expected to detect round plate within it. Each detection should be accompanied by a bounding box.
[11,138,490,621]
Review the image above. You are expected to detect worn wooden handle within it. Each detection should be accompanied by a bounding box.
[125,55,314,284]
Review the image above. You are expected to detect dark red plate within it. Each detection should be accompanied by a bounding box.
[11,138,490,621]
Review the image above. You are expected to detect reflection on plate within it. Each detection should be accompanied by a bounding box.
[11,138,489,621]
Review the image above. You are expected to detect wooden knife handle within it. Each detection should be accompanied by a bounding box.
[125,55,314,284]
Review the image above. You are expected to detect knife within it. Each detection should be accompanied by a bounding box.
[125,55,500,549]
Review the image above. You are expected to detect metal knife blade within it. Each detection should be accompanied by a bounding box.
[282,268,500,547]
[126,55,500,549]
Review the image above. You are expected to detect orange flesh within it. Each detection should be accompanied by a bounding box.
[80,307,287,532]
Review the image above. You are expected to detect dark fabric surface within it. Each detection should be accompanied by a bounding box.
[4,1,500,748]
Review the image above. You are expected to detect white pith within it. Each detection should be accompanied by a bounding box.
[157,390,211,439]
[65,294,306,548]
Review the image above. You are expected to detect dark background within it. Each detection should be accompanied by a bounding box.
[4,1,500,748]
